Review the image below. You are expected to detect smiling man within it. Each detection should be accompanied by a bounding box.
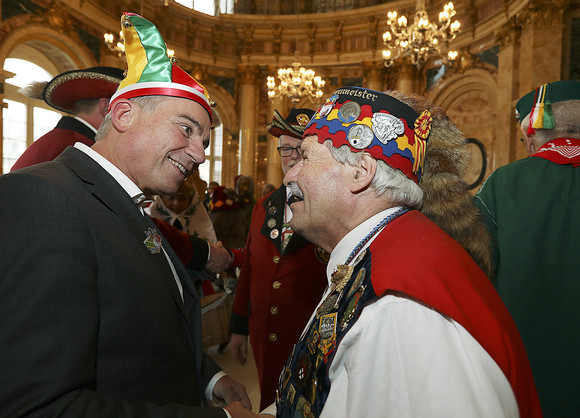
[230,108,328,411]
[0,13,261,418]
[271,87,542,418]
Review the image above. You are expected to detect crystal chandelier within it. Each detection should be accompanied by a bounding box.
[266,1,325,103]
[104,31,125,57]
[267,52,325,103]
[104,31,174,59]
[382,0,461,69]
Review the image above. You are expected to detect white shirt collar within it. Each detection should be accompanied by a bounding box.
[74,116,98,134]
[74,142,142,200]
[326,206,402,280]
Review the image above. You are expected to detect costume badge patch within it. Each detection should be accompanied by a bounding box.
[144,227,162,254]
[315,246,330,263]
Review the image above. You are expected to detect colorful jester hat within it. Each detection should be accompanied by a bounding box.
[109,12,215,122]
[304,86,432,184]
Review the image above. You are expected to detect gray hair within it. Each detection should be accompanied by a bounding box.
[522,100,580,148]
[324,141,424,209]
[95,96,167,141]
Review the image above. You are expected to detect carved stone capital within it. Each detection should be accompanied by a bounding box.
[516,0,569,29]
[238,64,260,85]
[494,17,520,49]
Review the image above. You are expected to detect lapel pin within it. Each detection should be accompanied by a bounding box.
[144,227,162,254]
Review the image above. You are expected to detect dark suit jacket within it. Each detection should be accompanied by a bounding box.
[0,147,226,417]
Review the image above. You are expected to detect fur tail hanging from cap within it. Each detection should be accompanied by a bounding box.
[386,90,493,279]
[18,81,48,100]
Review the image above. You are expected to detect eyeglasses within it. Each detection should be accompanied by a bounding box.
[277,146,302,157]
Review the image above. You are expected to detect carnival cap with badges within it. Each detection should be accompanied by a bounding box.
[515,80,580,134]
[304,86,432,184]
[267,108,315,139]
[41,67,125,114]
[109,12,215,122]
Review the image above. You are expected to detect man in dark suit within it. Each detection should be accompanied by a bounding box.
[11,66,124,171]
[0,13,261,418]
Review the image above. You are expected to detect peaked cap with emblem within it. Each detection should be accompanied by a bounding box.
[109,12,215,122]
[305,86,432,184]
[40,67,125,114]
[267,108,315,139]
[515,80,580,134]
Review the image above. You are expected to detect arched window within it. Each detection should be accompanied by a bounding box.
[199,113,223,185]
[174,0,234,15]
[2,54,61,173]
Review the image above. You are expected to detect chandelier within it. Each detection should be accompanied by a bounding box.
[266,1,325,103]
[104,31,174,59]
[267,52,325,103]
[104,31,125,57]
[382,0,461,69]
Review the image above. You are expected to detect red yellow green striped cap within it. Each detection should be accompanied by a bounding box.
[109,13,214,122]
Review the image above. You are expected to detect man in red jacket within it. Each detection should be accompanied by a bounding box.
[230,108,328,411]
[11,66,124,171]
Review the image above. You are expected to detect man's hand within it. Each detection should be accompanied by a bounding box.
[213,375,252,410]
[230,333,248,365]
[206,241,233,273]
[224,401,269,417]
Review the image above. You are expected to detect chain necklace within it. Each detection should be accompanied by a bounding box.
[344,207,409,265]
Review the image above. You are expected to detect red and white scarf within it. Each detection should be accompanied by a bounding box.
[532,137,580,167]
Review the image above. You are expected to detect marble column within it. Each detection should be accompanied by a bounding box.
[394,63,418,93]
[494,20,521,169]
[237,65,259,180]
[266,99,286,187]
[515,2,566,162]
[517,2,566,96]
[362,61,384,92]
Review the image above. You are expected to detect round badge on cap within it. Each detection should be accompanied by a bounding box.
[270,229,279,239]
[347,125,374,149]
[338,101,361,123]
[268,206,277,215]
[296,113,310,126]
[267,218,277,228]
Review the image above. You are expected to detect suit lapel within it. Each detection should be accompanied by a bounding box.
[56,148,191,321]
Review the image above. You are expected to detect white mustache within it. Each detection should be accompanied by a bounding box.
[287,181,304,203]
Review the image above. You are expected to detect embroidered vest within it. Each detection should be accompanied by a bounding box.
[275,251,375,418]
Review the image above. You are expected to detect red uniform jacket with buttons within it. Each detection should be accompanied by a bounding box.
[11,116,96,171]
[231,186,328,410]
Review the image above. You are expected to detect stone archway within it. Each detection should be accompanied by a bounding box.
[0,16,96,72]
[427,68,498,183]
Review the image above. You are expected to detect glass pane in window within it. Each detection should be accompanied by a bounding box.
[194,0,215,15]
[2,100,27,173]
[33,107,61,140]
[4,58,53,88]
[213,159,222,184]
[219,0,233,14]
[198,163,210,185]
[213,124,223,157]
[175,0,193,7]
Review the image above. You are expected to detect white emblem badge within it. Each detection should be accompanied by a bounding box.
[371,113,405,144]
